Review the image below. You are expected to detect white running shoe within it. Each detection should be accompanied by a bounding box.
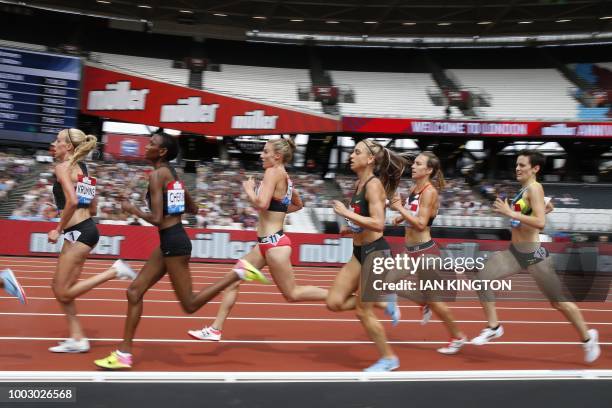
[113,260,137,280]
[420,305,432,325]
[437,337,467,355]
[1,268,27,304]
[49,338,90,353]
[583,329,601,363]
[187,326,222,341]
[471,325,504,346]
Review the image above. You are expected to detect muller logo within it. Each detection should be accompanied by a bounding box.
[541,123,577,136]
[231,110,278,130]
[87,81,149,110]
[160,97,219,123]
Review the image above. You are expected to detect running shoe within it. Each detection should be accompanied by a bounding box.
[471,325,504,345]
[1,268,27,304]
[235,259,269,284]
[364,356,400,372]
[113,260,137,280]
[420,304,432,325]
[437,336,467,355]
[94,351,133,370]
[187,326,222,341]
[384,295,401,326]
[49,338,90,353]
[583,329,601,363]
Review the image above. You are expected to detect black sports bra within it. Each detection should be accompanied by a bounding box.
[259,175,293,213]
[346,176,376,233]
[52,162,94,210]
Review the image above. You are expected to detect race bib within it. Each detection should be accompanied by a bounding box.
[64,230,81,243]
[166,180,185,214]
[346,204,364,233]
[76,175,96,206]
[346,218,364,233]
[404,196,419,228]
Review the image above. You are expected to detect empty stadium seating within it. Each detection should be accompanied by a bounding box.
[91,52,190,86]
[330,70,444,117]
[203,64,323,113]
[447,69,578,120]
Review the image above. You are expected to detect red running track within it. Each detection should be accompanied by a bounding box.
[0,256,610,372]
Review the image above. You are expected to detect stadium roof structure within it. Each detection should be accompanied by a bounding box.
[4,0,612,46]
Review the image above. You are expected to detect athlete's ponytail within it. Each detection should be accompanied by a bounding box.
[362,139,410,199]
[420,151,446,191]
[65,129,97,167]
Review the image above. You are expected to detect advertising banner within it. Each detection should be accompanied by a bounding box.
[81,65,340,136]
[1,220,609,270]
[342,117,612,138]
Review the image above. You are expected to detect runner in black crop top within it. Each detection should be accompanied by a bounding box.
[52,161,89,210]
[349,176,375,217]
[345,176,376,233]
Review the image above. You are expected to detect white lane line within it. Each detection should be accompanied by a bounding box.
[1,311,611,325]
[1,336,610,345]
[2,296,612,312]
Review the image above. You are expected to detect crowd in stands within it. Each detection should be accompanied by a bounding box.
[192,160,332,229]
[7,157,334,230]
[335,174,492,219]
[0,151,601,233]
[0,152,33,202]
[10,160,152,223]
[478,181,582,208]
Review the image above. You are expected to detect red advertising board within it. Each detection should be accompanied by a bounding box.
[342,117,612,138]
[81,65,340,136]
[103,133,149,160]
[1,220,607,268]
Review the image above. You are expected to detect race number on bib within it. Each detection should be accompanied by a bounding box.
[76,175,96,206]
[166,180,185,214]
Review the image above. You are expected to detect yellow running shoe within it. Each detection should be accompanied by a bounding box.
[237,259,269,284]
[94,351,132,370]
